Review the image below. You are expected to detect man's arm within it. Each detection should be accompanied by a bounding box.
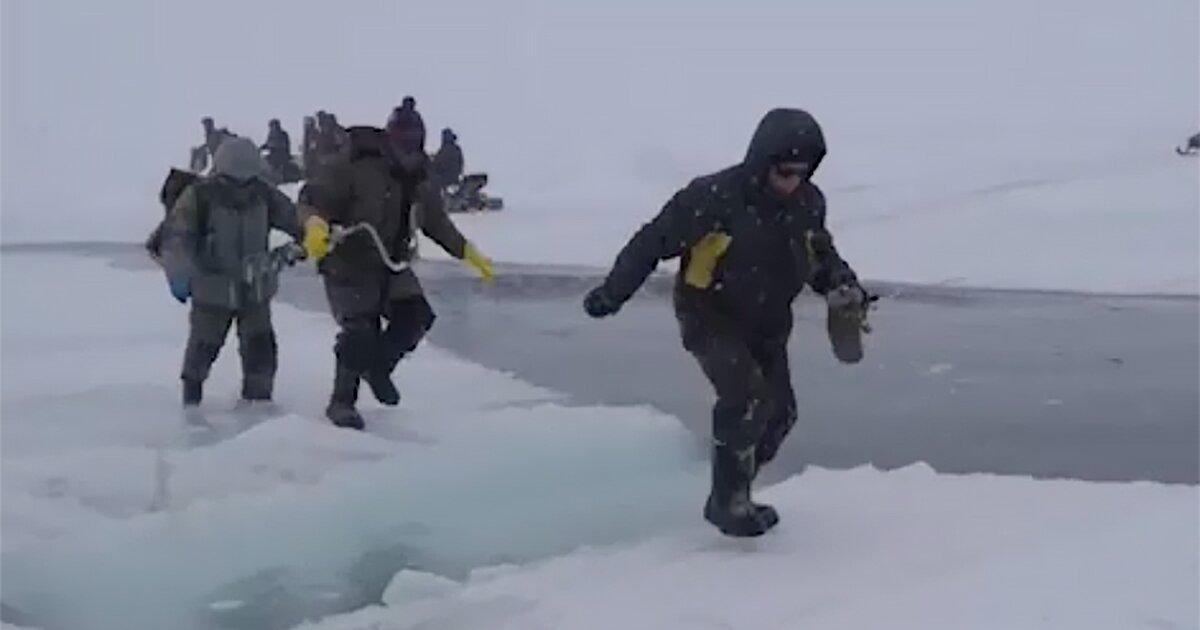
[801,189,859,295]
[415,180,467,258]
[265,186,303,241]
[158,185,203,282]
[599,185,712,305]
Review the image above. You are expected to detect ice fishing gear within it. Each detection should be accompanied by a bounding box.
[825,283,878,364]
[315,220,493,280]
[827,284,880,333]
[327,222,412,273]
[444,173,504,213]
[239,242,308,303]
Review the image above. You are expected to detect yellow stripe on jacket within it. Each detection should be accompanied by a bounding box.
[683,232,732,289]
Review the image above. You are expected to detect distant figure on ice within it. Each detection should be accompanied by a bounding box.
[1176,132,1200,156]
[301,115,319,175]
[297,108,494,430]
[389,96,426,153]
[313,110,349,166]
[190,117,236,173]
[260,119,302,183]
[583,108,875,538]
[430,127,464,192]
[158,137,314,408]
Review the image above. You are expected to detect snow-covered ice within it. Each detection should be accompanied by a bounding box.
[0,253,705,629]
[301,465,1198,630]
[1,251,1196,630]
[1,0,1198,627]
[3,0,1197,294]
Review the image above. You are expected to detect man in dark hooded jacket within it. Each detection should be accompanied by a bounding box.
[389,96,425,152]
[430,128,464,191]
[298,108,494,430]
[260,119,294,176]
[583,108,873,538]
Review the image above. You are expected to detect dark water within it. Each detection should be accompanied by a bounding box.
[14,241,1192,484]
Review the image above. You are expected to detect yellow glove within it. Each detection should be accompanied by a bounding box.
[303,215,330,262]
[463,242,494,281]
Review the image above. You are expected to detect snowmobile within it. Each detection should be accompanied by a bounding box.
[1175,132,1199,156]
[444,173,504,213]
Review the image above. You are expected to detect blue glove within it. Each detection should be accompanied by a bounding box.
[167,275,190,303]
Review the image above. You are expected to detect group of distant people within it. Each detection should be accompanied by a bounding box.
[190,96,466,193]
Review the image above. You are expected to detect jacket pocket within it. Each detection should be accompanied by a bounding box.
[683,232,732,289]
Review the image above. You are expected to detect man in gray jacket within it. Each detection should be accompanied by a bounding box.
[160,137,308,407]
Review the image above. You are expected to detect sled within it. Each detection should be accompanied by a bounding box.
[1175,133,1200,156]
[444,173,504,213]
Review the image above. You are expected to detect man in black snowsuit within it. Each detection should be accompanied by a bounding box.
[583,108,872,538]
[430,128,464,192]
[314,111,348,163]
[260,118,295,178]
[388,96,426,155]
[297,109,493,430]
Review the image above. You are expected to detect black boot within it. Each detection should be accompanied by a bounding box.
[325,366,365,430]
[365,371,400,406]
[703,444,779,538]
[240,378,273,403]
[182,378,203,407]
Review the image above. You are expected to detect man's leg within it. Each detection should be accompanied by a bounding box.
[323,279,386,429]
[379,295,435,370]
[688,332,780,537]
[749,340,797,470]
[235,302,278,401]
[360,295,434,407]
[181,303,234,406]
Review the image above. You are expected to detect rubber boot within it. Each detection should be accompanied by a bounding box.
[182,378,203,408]
[325,366,365,430]
[703,444,779,537]
[241,377,273,403]
[365,371,400,406]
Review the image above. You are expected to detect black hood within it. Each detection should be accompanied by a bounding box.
[345,125,428,177]
[743,108,826,177]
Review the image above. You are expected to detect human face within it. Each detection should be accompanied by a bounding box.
[766,161,808,196]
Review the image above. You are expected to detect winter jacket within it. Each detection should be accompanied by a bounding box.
[297,126,468,295]
[431,141,464,189]
[597,108,857,340]
[161,173,303,309]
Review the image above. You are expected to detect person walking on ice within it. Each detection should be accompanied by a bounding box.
[583,108,875,537]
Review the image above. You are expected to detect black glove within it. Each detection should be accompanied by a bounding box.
[583,286,621,318]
